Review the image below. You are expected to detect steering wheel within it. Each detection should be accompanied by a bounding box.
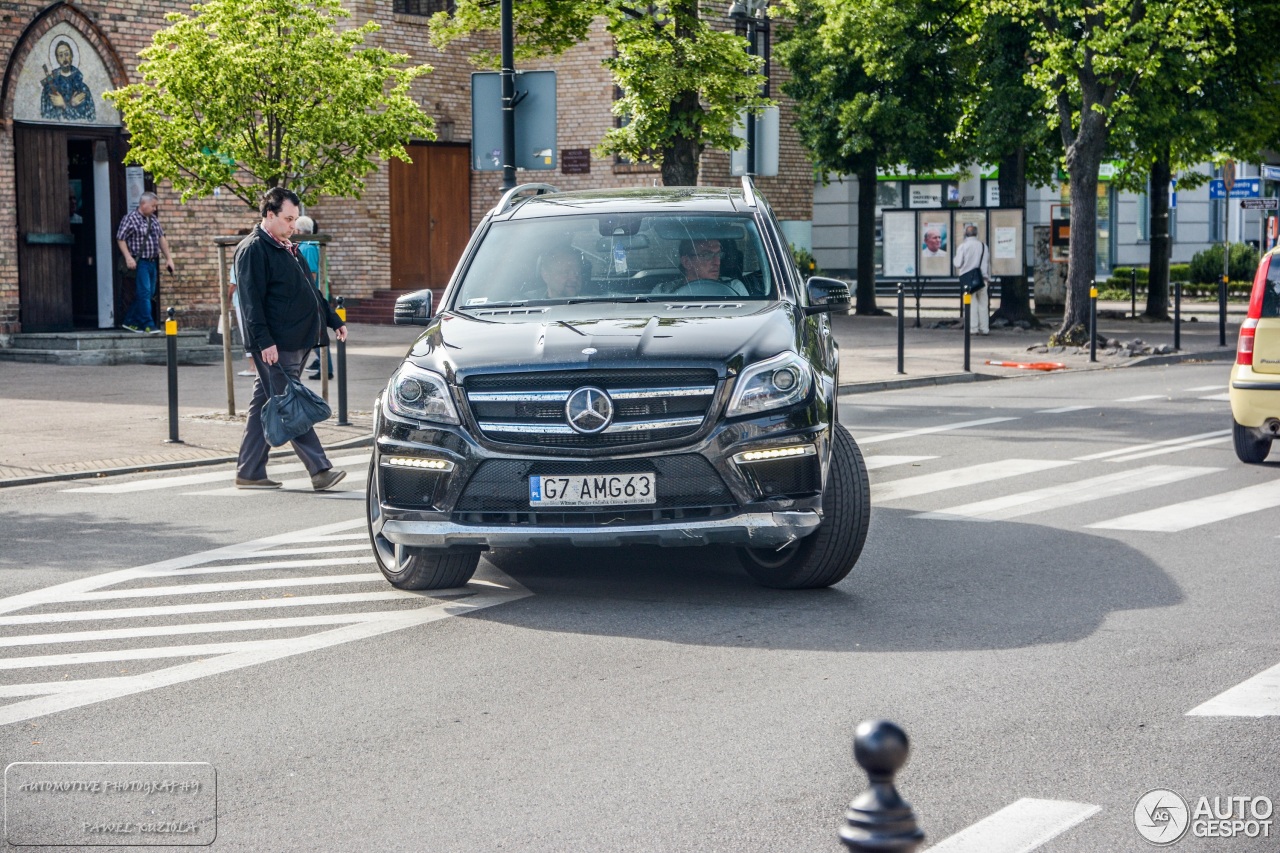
[667,279,742,298]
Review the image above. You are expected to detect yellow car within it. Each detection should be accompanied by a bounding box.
[1230,247,1280,462]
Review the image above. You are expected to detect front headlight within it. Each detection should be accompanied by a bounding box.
[726,352,813,417]
[384,364,460,425]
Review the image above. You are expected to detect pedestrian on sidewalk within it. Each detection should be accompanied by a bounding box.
[294,215,333,380]
[953,224,991,335]
[115,191,175,333]
[233,187,348,492]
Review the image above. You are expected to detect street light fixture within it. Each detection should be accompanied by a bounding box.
[729,0,770,177]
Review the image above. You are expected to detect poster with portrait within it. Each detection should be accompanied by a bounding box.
[881,211,916,278]
[12,22,121,126]
[917,212,950,277]
[990,208,1025,277]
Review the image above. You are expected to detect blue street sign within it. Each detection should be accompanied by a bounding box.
[1209,178,1261,199]
[1261,164,1280,182]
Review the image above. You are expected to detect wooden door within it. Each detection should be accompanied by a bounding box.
[390,143,472,290]
[15,125,73,331]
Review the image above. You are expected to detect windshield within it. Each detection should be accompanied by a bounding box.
[452,213,775,308]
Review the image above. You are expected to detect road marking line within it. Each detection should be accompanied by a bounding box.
[192,476,359,496]
[1036,405,1093,414]
[73,573,386,601]
[0,639,305,670]
[62,454,370,494]
[145,556,376,578]
[0,677,140,698]
[1115,394,1166,402]
[872,460,1074,503]
[864,455,937,471]
[1199,393,1231,402]
[0,584,530,727]
[1107,435,1231,462]
[227,544,371,558]
[915,465,1219,521]
[0,591,429,626]
[1073,430,1230,461]
[1088,479,1280,532]
[925,798,1101,853]
[1187,662,1280,717]
[0,612,408,648]
[857,417,1019,445]
[1183,384,1224,393]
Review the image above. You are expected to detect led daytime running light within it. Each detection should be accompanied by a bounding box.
[386,456,454,471]
[733,444,816,464]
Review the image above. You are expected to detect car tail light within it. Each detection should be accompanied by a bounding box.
[1237,255,1272,365]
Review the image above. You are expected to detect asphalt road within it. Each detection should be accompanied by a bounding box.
[1,362,1277,852]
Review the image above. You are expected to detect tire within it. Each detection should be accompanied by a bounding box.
[737,422,871,589]
[1233,418,1274,464]
[366,461,480,590]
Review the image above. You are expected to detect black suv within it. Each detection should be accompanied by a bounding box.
[366,180,870,589]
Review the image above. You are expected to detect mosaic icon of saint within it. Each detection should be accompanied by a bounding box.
[40,38,95,121]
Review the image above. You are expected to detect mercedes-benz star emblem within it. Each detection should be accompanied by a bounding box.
[565,386,613,434]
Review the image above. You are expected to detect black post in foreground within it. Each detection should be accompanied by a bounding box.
[1219,273,1228,347]
[336,297,350,427]
[912,277,923,329]
[165,307,183,444]
[1089,285,1098,363]
[499,0,516,191]
[839,720,924,852]
[962,291,971,372]
[1174,279,1182,351]
[896,283,905,375]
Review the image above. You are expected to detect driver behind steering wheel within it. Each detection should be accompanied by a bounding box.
[676,238,748,296]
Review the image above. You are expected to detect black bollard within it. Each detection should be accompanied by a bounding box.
[1089,285,1098,363]
[1130,266,1137,319]
[1174,279,1182,351]
[164,307,183,444]
[962,290,971,373]
[1218,273,1227,347]
[839,720,925,853]
[912,278,923,329]
[336,297,350,426]
[896,283,905,375]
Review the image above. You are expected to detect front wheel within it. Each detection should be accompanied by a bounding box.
[366,461,479,590]
[737,423,871,589]
[1233,419,1274,464]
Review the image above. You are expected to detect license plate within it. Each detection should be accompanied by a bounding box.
[529,473,656,506]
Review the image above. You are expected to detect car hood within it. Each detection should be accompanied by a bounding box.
[405,302,800,381]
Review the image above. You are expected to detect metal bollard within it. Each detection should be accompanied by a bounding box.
[962,290,971,372]
[336,297,350,426]
[1219,273,1228,347]
[896,283,905,375]
[1089,285,1098,363]
[164,307,183,444]
[1130,267,1137,319]
[839,720,925,852]
[1174,279,1182,351]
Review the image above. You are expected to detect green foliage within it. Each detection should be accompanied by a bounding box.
[791,243,818,275]
[104,0,434,207]
[1105,265,1191,290]
[1189,243,1261,285]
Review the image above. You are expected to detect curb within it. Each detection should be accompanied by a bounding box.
[838,371,999,395]
[0,432,373,490]
[1125,347,1236,368]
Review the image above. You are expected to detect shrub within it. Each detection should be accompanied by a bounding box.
[791,243,819,276]
[1189,243,1260,284]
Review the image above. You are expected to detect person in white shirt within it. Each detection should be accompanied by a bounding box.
[953,225,991,335]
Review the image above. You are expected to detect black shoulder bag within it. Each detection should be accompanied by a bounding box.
[959,243,987,293]
[261,363,332,447]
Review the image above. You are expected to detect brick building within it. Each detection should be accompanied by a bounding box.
[0,1,812,336]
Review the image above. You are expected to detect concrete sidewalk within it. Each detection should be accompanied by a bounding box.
[0,300,1243,487]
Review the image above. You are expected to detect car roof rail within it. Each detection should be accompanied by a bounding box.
[494,183,561,214]
[740,176,758,208]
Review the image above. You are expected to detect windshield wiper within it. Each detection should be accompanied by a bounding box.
[458,300,530,310]
[563,295,655,304]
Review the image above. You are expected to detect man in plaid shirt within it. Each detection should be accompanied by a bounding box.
[115,191,175,332]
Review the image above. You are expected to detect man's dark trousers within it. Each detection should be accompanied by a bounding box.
[237,347,332,480]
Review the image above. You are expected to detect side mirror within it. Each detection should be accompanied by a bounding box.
[805,276,851,315]
[393,289,434,326]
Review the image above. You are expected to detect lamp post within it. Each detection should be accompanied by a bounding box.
[728,0,770,177]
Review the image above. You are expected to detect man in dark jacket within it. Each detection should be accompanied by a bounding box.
[233,187,348,491]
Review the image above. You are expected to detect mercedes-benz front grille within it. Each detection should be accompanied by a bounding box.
[464,369,718,449]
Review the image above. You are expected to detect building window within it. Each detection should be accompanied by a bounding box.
[394,0,455,15]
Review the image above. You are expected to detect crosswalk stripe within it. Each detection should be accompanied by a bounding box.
[228,544,371,558]
[1114,394,1166,402]
[872,459,1074,503]
[146,556,375,578]
[0,612,399,648]
[1088,479,1280,532]
[1107,435,1231,462]
[193,475,359,496]
[863,455,937,471]
[0,677,139,698]
[925,798,1100,853]
[0,639,296,670]
[914,465,1219,521]
[857,417,1019,445]
[1199,393,1231,402]
[0,591,424,627]
[1073,430,1229,461]
[1187,662,1280,717]
[72,573,385,601]
[1183,384,1224,393]
[1036,405,1093,414]
[62,454,370,494]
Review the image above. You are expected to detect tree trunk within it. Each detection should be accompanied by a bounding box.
[1145,145,1171,320]
[855,158,884,314]
[660,92,702,186]
[1055,112,1106,345]
[990,146,1040,328]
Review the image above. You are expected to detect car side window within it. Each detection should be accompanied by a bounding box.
[1265,260,1280,318]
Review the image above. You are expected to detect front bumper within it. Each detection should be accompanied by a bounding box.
[379,510,821,549]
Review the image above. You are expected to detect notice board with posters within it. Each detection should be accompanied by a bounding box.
[879,207,1025,279]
